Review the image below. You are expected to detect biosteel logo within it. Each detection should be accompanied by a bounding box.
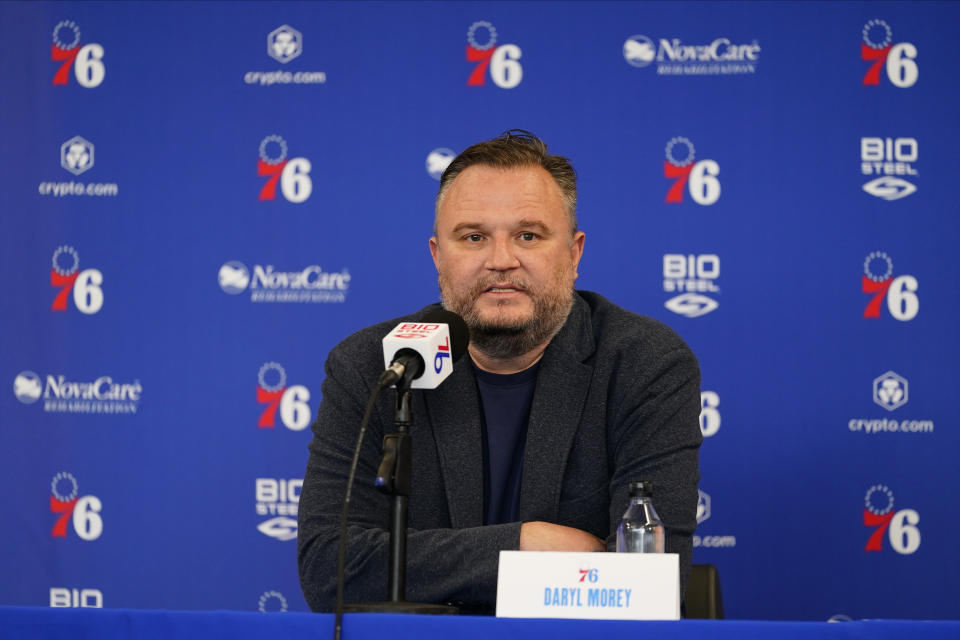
[256,478,301,541]
[663,254,720,318]
[861,136,917,201]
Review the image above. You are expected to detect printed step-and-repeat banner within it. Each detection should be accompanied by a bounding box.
[1,0,957,621]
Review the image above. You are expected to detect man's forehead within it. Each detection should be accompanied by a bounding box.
[440,165,563,212]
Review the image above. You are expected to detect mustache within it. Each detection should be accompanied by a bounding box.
[468,275,532,298]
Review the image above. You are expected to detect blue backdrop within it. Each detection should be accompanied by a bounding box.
[1,0,957,621]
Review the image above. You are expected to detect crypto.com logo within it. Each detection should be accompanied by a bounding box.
[51,20,105,87]
[862,251,918,321]
[663,253,720,318]
[863,485,920,554]
[873,371,907,411]
[696,490,711,524]
[692,488,737,549]
[664,137,720,205]
[258,135,312,203]
[861,20,918,88]
[426,148,456,181]
[51,246,104,314]
[257,362,311,431]
[268,25,302,63]
[61,136,94,175]
[466,21,523,88]
[50,472,103,541]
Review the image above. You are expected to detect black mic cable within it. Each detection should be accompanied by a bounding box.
[334,372,395,640]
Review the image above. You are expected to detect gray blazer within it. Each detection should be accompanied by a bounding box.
[298,291,702,612]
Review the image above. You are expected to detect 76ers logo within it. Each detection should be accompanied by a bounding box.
[861,20,918,88]
[862,251,918,321]
[51,21,105,88]
[258,135,313,203]
[863,485,920,554]
[50,472,103,541]
[664,137,720,205]
[51,246,104,314]
[257,362,311,431]
[466,21,523,89]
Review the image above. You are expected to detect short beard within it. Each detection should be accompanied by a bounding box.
[438,273,575,360]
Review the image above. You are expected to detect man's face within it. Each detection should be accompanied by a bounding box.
[430,164,585,358]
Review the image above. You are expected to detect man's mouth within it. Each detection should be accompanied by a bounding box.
[483,284,526,294]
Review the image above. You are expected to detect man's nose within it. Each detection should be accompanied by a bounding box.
[485,236,520,271]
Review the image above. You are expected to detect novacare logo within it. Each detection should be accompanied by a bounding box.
[15,371,142,414]
[624,35,760,75]
[219,261,350,303]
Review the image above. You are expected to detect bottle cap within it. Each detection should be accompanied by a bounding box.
[628,480,653,497]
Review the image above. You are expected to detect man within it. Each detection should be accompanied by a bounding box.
[298,131,702,612]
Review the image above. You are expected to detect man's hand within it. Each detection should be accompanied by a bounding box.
[519,521,605,552]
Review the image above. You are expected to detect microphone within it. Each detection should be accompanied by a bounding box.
[380,309,469,389]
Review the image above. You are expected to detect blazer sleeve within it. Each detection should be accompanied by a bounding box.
[297,339,521,612]
[603,342,703,601]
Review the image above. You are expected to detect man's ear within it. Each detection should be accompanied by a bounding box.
[570,231,586,277]
[429,236,440,271]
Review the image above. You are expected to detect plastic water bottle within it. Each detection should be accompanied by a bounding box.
[616,480,665,553]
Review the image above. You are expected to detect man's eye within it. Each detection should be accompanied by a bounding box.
[465,234,484,242]
[519,232,538,242]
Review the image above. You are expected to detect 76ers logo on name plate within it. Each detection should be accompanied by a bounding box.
[51,21,105,88]
[664,137,720,205]
[50,472,103,541]
[862,251,918,321]
[258,135,312,203]
[861,20,917,88]
[50,246,104,314]
[466,21,523,89]
[863,485,920,554]
[256,362,311,431]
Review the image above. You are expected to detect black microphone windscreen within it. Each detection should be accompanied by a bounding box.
[421,308,470,362]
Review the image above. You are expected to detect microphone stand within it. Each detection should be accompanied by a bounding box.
[341,380,457,615]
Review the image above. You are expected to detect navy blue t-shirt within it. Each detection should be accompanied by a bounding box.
[473,360,540,525]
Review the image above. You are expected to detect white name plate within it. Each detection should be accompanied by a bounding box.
[496,551,679,620]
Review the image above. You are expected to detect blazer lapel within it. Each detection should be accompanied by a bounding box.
[519,295,595,522]
[422,363,485,528]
